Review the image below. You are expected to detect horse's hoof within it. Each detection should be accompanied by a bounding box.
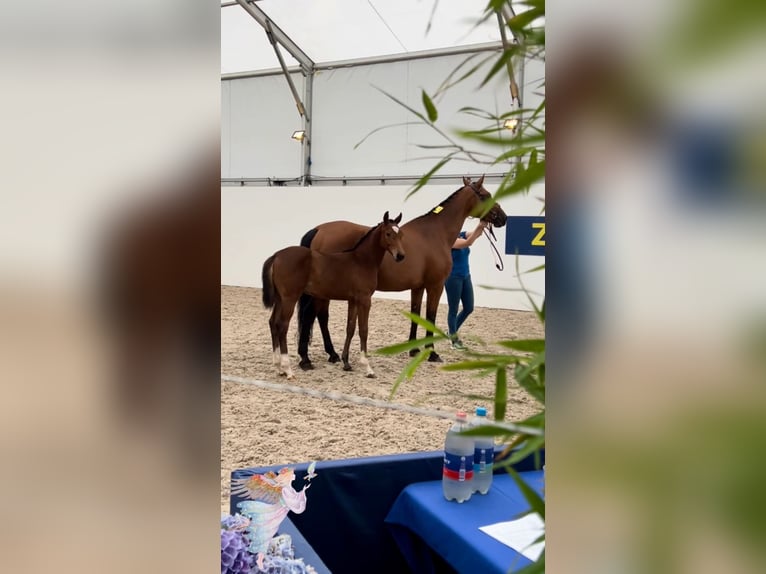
[342,364,353,372]
[366,373,376,379]
[299,360,314,371]
[408,348,420,358]
[328,354,341,363]
[428,352,443,363]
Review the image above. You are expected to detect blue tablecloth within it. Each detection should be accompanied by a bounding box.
[385,471,545,574]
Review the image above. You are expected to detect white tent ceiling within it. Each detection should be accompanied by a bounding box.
[221,0,504,73]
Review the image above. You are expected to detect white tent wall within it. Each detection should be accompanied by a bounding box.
[311,52,508,178]
[221,182,544,312]
[521,55,545,122]
[221,72,306,179]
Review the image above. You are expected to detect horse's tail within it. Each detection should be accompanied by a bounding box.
[297,227,318,347]
[261,254,277,309]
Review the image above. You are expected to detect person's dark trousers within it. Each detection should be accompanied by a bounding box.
[445,274,474,336]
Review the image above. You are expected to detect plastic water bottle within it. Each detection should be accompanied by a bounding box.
[470,407,494,494]
[442,411,474,503]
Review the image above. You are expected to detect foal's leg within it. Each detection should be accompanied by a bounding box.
[357,299,375,378]
[316,299,341,363]
[277,299,296,379]
[424,284,444,363]
[341,302,358,372]
[408,287,425,358]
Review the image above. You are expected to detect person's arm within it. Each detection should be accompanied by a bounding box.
[452,221,487,249]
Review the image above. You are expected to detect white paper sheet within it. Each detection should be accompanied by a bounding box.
[479,513,545,562]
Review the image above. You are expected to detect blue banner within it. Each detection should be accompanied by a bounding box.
[504,216,545,256]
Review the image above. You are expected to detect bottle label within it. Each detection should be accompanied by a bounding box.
[443,452,474,481]
[473,447,494,474]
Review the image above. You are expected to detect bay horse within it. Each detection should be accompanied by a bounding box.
[261,211,405,380]
[297,176,507,370]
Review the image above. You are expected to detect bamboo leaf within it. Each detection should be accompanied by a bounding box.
[492,146,541,164]
[406,156,453,198]
[480,48,515,88]
[413,143,461,150]
[514,354,545,404]
[514,551,544,574]
[507,6,545,36]
[421,90,438,123]
[496,435,546,466]
[375,336,443,356]
[506,466,545,519]
[353,121,423,150]
[389,349,432,399]
[494,160,545,201]
[495,367,508,420]
[434,53,493,97]
[461,421,543,437]
[498,339,545,353]
[400,311,449,338]
[372,85,427,122]
[441,359,518,371]
[524,263,546,274]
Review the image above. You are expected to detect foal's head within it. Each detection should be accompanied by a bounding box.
[463,175,508,228]
[380,211,406,262]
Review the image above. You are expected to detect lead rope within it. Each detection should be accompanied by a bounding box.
[483,226,504,271]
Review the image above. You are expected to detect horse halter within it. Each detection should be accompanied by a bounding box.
[468,181,500,224]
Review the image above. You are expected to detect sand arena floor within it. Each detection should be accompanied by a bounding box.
[221,285,543,511]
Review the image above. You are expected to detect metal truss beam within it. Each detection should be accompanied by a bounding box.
[234,0,314,73]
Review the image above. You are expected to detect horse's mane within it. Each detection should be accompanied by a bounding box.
[412,186,465,221]
[343,222,381,252]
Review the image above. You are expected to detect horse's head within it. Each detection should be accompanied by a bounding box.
[463,175,507,228]
[380,211,406,262]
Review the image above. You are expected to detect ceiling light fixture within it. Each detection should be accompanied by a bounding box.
[503,118,519,132]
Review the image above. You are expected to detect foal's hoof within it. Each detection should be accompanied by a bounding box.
[342,364,353,372]
[299,359,314,371]
[408,348,420,358]
[328,353,341,363]
[428,352,443,363]
[366,373,376,379]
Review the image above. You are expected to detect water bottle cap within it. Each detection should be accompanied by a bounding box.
[455,411,468,420]
[475,407,487,416]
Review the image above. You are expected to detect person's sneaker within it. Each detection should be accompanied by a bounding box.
[450,338,465,350]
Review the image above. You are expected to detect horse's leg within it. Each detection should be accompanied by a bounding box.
[269,306,280,369]
[316,299,341,363]
[297,293,316,370]
[341,301,358,372]
[357,299,375,378]
[425,285,444,363]
[408,287,425,357]
[277,299,296,379]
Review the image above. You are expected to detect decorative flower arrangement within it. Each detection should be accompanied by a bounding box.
[222,463,319,574]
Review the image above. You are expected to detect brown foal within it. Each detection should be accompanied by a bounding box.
[262,211,405,379]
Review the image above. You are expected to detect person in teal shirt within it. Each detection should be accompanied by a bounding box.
[446,220,487,349]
